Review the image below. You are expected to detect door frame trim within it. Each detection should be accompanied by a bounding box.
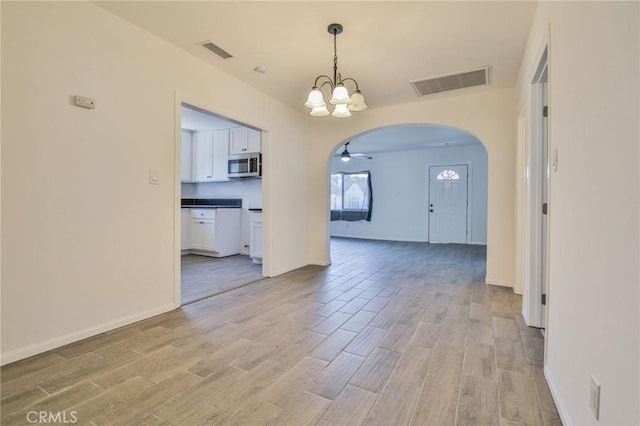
[425,162,473,244]
[523,32,550,329]
[173,92,268,307]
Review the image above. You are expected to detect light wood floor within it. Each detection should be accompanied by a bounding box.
[1,238,560,425]
[181,254,264,305]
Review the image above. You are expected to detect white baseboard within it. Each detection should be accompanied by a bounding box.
[0,303,176,366]
[544,365,572,425]
[240,248,250,256]
[310,259,331,266]
[330,234,426,243]
[485,277,514,288]
[331,235,487,245]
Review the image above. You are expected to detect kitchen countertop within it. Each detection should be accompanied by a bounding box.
[181,198,242,208]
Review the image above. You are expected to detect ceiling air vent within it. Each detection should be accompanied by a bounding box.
[199,41,233,60]
[410,66,491,97]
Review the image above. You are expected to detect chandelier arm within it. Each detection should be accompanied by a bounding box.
[318,80,334,92]
[313,75,336,89]
[340,77,361,91]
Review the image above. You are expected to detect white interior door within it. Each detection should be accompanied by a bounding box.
[540,67,549,329]
[429,165,468,243]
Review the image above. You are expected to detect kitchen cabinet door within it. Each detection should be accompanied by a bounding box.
[250,212,263,263]
[211,129,229,181]
[190,219,216,251]
[246,128,262,153]
[230,127,261,155]
[192,132,214,182]
[181,130,192,182]
[181,209,191,250]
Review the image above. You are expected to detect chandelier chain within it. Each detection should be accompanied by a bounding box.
[333,29,338,85]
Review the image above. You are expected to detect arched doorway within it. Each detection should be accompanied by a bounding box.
[327,124,488,260]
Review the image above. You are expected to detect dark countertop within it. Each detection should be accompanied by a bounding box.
[181,198,242,208]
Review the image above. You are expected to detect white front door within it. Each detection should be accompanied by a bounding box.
[429,165,468,243]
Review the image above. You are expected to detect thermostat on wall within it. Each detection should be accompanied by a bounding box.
[74,95,95,109]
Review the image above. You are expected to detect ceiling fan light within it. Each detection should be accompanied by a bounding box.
[341,153,351,162]
[309,105,330,117]
[348,91,368,111]
[329,84,350,105]
[305,88,325,108]
[331,103,351,118]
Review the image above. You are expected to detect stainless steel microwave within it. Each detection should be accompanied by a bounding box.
[228,153,261,179]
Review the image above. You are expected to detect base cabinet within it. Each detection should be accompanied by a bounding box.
[190,218,216,251]
[181,209,191,251]
[188,208,240,257]
[249,211,263,264]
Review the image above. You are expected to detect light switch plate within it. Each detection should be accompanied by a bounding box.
[149,170,159,185]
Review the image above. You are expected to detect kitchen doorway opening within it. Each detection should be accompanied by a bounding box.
[177,101,265,305]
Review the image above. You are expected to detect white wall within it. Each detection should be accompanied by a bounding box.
[1,2,307,363]
[330,144,487,244]
[187,180,263,255]
[307,88,516,287]
[516,2,639,424]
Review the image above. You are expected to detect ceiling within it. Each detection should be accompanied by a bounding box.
[96,1,537,114]
[342,125,482,157]
[182,103,482,155]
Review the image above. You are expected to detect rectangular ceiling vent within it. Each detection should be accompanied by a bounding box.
[410,66,491,97]
[199,41,233,60]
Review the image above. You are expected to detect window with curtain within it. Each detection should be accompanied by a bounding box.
[330,171,373,221]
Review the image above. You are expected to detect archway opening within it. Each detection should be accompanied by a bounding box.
[327,123,488,270]
[327,124,488,283]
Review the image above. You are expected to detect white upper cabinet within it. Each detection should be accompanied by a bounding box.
[181,130,192,182]
[192,132,214,181]
[211,130,230,182]
[229,127,261,155]
[191,130,229,182]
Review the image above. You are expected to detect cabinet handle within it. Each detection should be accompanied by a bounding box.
[207,175,212,178]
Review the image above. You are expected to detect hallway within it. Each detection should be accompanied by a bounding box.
[1,238,558,425]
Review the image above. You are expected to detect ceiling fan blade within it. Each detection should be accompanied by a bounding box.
[350,153,373,159]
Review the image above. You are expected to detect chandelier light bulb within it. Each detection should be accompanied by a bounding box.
[331,103,351,118]
[330,84,350,105]
[310,105,330,117]
[348,90,368,111]
[305,88,325,108]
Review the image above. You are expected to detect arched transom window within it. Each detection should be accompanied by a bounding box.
[436,170,460,181]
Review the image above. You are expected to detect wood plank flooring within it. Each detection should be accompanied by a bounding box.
[1,238,560,425]
[181,254,264,304]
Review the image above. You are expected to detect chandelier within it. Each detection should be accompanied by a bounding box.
[304,23,368,118]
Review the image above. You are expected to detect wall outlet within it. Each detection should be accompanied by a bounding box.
[74,95,95,109]
[589,376,600,420]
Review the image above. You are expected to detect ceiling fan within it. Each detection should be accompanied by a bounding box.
[334,142,372,162]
